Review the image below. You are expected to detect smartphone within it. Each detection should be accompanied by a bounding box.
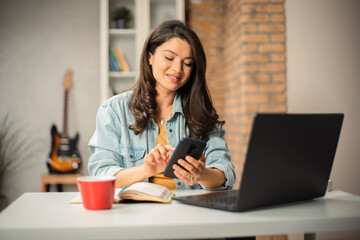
[163,138,206,178]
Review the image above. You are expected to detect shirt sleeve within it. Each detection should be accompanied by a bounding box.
[201,126,236,190]
[88,103,124,176]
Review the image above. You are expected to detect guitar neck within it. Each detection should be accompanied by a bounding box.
[62,89,69,138]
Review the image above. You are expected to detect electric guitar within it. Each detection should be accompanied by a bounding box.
[47,70,81,173]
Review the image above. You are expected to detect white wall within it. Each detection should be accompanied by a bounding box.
[286,0,360,239]
[0,0,100,204]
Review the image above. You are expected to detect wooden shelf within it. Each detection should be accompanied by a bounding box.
[100,0,185,103]
[109,28,136,35]
[109,71,137,78]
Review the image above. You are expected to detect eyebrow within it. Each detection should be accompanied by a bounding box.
[163,50,193,60]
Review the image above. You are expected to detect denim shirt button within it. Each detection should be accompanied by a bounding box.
[130,154,133,159]
[177,182,181,186]
[169,129,173,133]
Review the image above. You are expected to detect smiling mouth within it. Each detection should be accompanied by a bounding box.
[167,74,181,82]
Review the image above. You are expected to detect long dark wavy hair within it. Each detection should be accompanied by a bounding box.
[129,20,224,141]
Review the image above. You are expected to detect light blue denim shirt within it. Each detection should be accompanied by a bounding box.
[88,91,236,190]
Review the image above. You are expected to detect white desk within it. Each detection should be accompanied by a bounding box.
[0,190,359,240]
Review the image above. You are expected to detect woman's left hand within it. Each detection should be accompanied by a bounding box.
[172,154,206,186]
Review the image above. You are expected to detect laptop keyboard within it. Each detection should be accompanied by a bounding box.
[207,190,238,205]
[184,190,238,206]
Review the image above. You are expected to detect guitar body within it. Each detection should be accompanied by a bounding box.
[47,125,81,173]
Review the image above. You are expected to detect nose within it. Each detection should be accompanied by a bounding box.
[171,60,182,72]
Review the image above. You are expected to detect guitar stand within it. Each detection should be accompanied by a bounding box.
[41,174,81,192]
[46,184,63,192]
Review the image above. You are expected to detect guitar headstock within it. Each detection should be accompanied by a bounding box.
[63,70,73,90]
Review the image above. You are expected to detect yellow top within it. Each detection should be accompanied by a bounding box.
[148,125,176,190]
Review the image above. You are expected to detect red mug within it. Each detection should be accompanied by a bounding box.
[77,176,117,210]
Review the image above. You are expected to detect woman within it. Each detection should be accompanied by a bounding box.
[88,20,236,190]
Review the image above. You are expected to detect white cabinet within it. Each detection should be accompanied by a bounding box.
[99,0,185,104]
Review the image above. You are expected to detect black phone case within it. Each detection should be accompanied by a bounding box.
[163,138,206,178]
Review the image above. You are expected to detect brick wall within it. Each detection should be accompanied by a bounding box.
[186,0,226,112]
[187,0,286,189]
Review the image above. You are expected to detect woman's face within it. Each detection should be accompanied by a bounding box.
[149,37,193,94]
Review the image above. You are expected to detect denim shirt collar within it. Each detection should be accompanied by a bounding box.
[172,93,184,116]
[129,91,183,119]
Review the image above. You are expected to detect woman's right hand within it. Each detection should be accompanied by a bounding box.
[143,144,175,176]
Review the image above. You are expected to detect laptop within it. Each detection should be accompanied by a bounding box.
[174,113,344,212]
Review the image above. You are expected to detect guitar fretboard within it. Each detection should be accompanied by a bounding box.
[62,89,69,138]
